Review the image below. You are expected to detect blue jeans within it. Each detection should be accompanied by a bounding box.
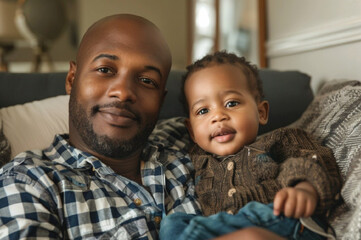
[160,202,327,240]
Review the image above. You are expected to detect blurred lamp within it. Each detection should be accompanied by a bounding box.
[15,0,68,72]
[0,0,23,71]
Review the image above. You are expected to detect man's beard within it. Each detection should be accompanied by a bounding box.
[68,94,156,159]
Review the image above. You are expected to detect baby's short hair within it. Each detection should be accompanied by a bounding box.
[181,51,264,116]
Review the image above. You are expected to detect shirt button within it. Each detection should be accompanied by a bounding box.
[154,216,162,224]
[227,162,234,171]
[228,188,236,197]
[134,198,142,206]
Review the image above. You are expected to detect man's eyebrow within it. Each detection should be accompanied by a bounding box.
[91,55,162,77]
[92,54,119,62]
[145,65,162,78]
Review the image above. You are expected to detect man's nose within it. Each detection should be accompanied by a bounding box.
[107,74,136,102]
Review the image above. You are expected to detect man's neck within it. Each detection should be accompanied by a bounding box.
[102,152,143,185]
[68,133,144,185]
[69,130,143,185]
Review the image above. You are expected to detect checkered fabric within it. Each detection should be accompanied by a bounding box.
[0,130,200,239]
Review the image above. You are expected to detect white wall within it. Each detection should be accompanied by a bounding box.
[267,0,361,92]
[77,0,188,70]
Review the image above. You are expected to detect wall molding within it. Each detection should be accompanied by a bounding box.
[267,17,361,57]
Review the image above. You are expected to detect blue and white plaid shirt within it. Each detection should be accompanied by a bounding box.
[0,118,201,239]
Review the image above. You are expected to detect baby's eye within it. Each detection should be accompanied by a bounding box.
[225,101,239,108]
[197,108,209,115]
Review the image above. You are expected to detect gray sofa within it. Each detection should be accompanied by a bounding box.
[1,69,361,239]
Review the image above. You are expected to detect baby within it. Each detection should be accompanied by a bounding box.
[160,51,342,240]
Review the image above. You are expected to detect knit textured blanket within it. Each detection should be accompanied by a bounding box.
[290,79,361,240]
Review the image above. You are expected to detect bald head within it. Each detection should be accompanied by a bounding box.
[76,14,172,77]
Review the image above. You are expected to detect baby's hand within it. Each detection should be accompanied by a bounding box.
[273,181,318,218]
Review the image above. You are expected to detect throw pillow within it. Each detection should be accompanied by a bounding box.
[290,79,361,239]
[290,79,361,178]
[0,95,69,159]
[0,116,11,167]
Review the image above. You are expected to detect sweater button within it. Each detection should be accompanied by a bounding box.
[228,188,236,197]
[227,162,234,171]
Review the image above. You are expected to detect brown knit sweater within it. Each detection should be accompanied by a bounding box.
[191,128,342,217]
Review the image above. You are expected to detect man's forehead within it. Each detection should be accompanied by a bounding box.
[84,42,167,67]
[78,17,171,69]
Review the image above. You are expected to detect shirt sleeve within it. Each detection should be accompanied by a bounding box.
[162,150,202,216]
[0,164,62,239]
[260,128,342,214]
[148,117,202,215]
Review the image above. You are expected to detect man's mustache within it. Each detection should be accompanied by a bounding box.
[91,102,140,122]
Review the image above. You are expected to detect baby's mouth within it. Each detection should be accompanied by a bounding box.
[211,127,236,143]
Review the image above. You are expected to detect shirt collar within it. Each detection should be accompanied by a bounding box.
[44,134,161,175]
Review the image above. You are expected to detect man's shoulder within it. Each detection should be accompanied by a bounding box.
[149,117,191,153]
[159,147,191,166]
[145,141,194,179]
[0,149,60,180]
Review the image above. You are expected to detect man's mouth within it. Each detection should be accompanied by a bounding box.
[96,104,139,127]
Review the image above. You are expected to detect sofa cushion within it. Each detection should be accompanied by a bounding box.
[290,79,361,239]
[258,69,313,134]
[0,72,67,108]
[0,95,69,159]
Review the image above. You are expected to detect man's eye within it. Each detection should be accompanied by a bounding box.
[225,101,239,108]
[140,77,158,88]
[197,108,209,115]
[97,67,112,74]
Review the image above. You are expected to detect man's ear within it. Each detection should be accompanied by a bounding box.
[258,100,269,125]
[185,118,196,143]
[65,61,77,95]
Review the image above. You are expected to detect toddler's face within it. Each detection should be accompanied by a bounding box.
[185,64,268,156]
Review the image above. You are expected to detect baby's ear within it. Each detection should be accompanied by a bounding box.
[258,100,269,125]
[185,118,196,143]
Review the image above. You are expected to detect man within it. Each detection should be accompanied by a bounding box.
[0,14,200,239]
